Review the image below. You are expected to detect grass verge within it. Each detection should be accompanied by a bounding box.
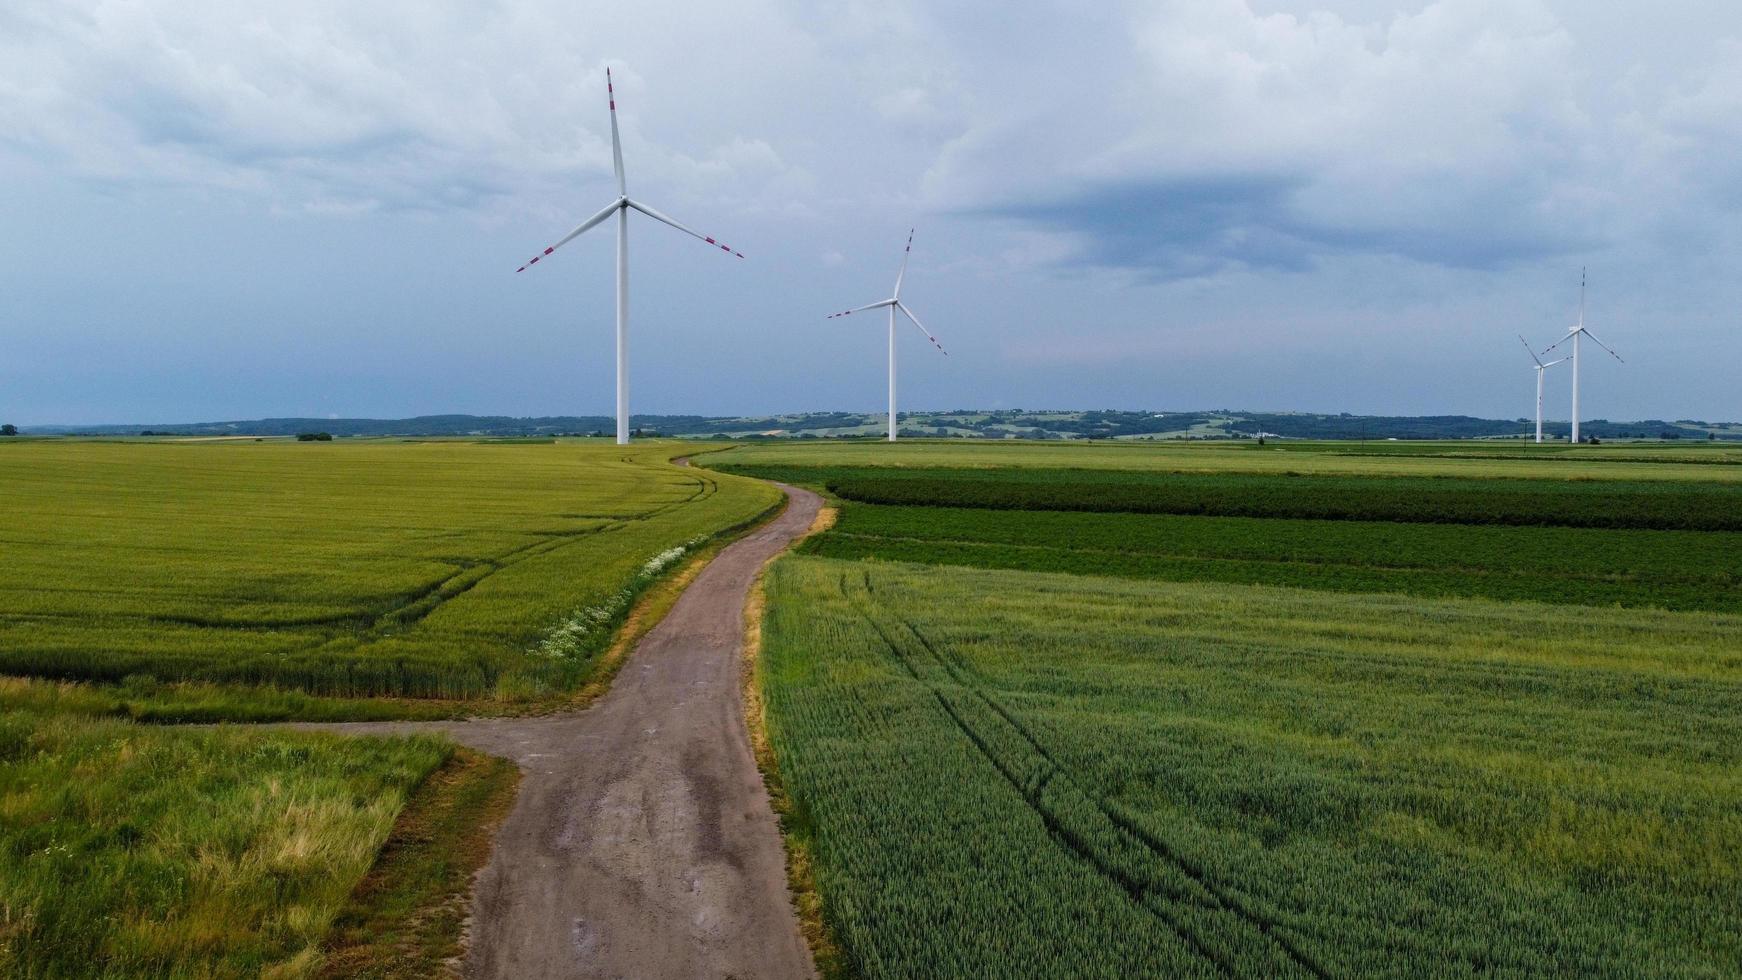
[742,505,848,980]
[316,749,519,979]
[0,712,449,978]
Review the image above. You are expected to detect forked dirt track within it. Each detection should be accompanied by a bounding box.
[306,482,822,979]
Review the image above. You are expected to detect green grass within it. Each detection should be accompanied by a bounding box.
[0,698,452,978]
[316,748,519,979]
[0,439,780,700]
[760,556,1742,978]
[805,504,1742,612]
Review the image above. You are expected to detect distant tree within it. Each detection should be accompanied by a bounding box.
[0,424,16,436]
[1711,432,1718,441]
[295,432,333,442]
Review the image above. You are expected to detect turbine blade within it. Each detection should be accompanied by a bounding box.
[1537,329,1576,358]
[893,228,914,298]
[515,199,622,272]
[1541,357,1569,368]
[1518,334,1544,367]
[896,301,947,355]
[826,300,894,319]
[607,68,626,196]
[1582,329,1623,362]
[625,198,744,257]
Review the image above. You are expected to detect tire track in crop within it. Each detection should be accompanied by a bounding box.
[22,458,724,694]
[842,570,1329,979]
[836,571,1241,975]
[886,589,1332,979]
[862,587,1330,964]
[304,456,716,649]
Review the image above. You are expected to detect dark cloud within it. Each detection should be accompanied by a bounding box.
[981,172,1591,281]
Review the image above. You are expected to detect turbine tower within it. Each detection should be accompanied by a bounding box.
[827,230,948,441]
[1539,269,1623,445]
[515,68,745,445]
[1519,335,1567,444]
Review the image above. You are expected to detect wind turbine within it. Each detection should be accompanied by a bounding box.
[826,230,947,441]
[1519,335,1567,444]
[515,68,745,445]
[1539,269,1623,445]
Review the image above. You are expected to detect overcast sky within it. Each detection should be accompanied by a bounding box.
[2,0,1739,425]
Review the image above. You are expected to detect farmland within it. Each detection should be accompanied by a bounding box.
[756,559,1741,977]
[804,505,1742,612]
[0,437,779,976]
[710,437,1742,481]
[706,440,1742,977]
[0,439,780,703]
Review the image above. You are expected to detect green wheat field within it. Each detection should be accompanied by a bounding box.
[708,439,1742,978]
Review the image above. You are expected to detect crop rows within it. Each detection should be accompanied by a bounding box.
[705,439,1742,482]
[759,556,1742,978]
[0,440,780,699]
[718,462,1742,530]
[804,504,1742,612]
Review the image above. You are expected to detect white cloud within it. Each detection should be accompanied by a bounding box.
[0,0,822,217]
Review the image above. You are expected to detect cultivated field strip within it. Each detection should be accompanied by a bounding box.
[805,504,1742,613]
[707,439,1742,482]
[720,463,1742,530]
[760,557,1742,978]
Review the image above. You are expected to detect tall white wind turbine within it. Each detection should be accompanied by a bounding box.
[826,230,948,442]
[1519,335,1567,444]
[1538,269,1623,445]
[515,68,745,445]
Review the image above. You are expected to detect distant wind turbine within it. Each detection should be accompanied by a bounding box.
[1519,335,1568,444]
[1538,269,1623,445]
[826,230,948,442]
[515,68,745,445]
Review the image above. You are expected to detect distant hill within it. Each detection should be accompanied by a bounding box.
[18,410,1741,441]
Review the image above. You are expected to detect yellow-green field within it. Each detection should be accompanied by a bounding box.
[0,439,779,702]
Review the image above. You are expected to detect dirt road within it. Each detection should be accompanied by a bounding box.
[312,483,822,979]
